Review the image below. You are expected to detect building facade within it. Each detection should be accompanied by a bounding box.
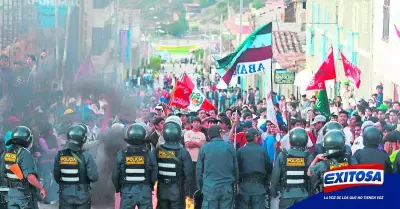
[373,0,400,101]
[80,0,116,73]
[305,0,375,99]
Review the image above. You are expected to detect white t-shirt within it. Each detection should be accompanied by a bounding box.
[184,130,206,162]
[343,126,353,146]
[352,136,364,154]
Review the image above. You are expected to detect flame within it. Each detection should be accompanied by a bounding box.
[152,182,195,209]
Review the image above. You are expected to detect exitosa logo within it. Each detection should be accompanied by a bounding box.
[323,164,384,193]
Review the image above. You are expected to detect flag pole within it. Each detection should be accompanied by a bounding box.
[234,108,238,150]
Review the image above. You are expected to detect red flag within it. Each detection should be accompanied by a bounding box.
[170,81,191,108]
[395,25,400,38]
[340,52,361,88]
[306,50,336,91]
[170,74,216,111]
[182,73,195,90]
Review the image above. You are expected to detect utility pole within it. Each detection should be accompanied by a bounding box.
[219,14,223,58]
[227,0,230,19]
[115,0,120,84]
[61,0,73,90]
[238,0,243,45]
[55,0,59,85]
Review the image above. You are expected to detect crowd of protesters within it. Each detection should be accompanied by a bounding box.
[1,55,400,208]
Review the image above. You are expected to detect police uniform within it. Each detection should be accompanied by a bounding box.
[156,118,193,209]
[1,126,44,209]
[112,123,158,209]
[270,128,313,209]
[196,125,239,209]
[353,126,392,173]
[237,128,272,209]
[53,124,99,209]
[309,130,358,193]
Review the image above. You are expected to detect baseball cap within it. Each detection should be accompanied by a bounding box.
[311,115,326,125]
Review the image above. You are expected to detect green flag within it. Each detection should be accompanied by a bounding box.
[315,88,330,118]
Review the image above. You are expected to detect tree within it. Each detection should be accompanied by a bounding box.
[252,0,265,9]
[149,57,162,71]
[165,12,189,37]
[200,0,216,8]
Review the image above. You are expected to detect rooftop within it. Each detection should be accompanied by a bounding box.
[272,31,305,71]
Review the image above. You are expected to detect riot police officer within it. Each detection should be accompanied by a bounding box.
[354,126,392,173]
[271,127,313,209]
[237,128,272,209]
[314,121,352,157]
[112,123,158,209]
[1,126,46,209]
[156,117,193,209]
[196,125,238,208]
[53,124,99,209]
[308,130,357,192]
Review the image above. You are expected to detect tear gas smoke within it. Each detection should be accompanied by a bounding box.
[68,78,136,207]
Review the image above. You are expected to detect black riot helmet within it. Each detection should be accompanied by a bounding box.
[245,128,259,142]
[323,130,346,157]
[163,121,182,144]
[6,126,33,148]
[322,121,343,136]
[363,126,383,145]
[66,124,88,151]
[289,127,308,150]
[125,123,146,145]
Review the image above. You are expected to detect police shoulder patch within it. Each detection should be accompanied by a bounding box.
[329,162,348,170]
[4,153,17,163]
[286,157,305,167]
[60,156,78,165]
[126,156,145,165]
[157,150,176,159]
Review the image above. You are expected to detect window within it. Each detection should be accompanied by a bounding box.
[307,28,315,56]
[352,51,358,65]
[103,24,112,50]
[92,27,104,55]
[312,3,316,23]
[324,7,329,32]
[317,4,321,26]
[347,32,354,60]
[382,0,390,42]
[302,2,306,9]
[362,1,369,33]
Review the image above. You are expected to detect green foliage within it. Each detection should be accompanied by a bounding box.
[230,0,253,11]
[252,0,265,9]
[217,1,227,9]
[149,57,162,71]
[200,0,216,8]
[190,26,200,32]
[164,12,189,37]
[192,49,204,62]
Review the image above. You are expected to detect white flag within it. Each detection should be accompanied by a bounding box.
[265,86,279,128]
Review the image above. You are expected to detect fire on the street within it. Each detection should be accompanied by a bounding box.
[151,182,195,209]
